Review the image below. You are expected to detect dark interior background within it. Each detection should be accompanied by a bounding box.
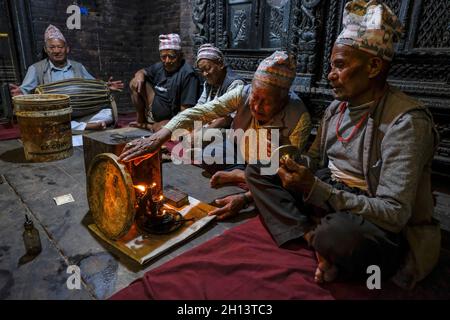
[0,0,449,175]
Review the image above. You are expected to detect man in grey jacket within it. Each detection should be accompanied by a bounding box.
[9,24,123,130]
[245,0,440,289]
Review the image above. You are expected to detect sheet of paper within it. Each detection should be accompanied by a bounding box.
[72,135,83,147]
[53,194,75,206]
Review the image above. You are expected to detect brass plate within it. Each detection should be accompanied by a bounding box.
[271,145,301,163]
[87,153,136,240]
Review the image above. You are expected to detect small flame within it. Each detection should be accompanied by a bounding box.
[162,209,166,214]
[151,182,157,188]
[134,185,146,192]
[159,195,164,201]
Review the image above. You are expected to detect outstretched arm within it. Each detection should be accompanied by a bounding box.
[118,127,172,163]
[107,76,124,91]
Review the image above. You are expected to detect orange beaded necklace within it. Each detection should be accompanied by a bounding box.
[335,102,371,143]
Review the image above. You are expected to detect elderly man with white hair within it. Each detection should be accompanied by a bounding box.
[245,0,440,289]
[120,51,312,221]
[196,43,244,128]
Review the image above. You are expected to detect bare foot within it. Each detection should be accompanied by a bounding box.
[86,121,107,130]
[210,169,246,188]
[314,252,338,283]
[303,230,314,246]
[129,121,153,131]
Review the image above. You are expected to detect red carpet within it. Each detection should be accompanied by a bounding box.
[116,112,136,128]
[110,216,450,300]
[109,216,398,300]
[0,122,20,141]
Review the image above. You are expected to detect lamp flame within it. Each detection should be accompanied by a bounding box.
[134,185,146,192]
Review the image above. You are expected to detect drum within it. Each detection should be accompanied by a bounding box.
[87,153,137,239]
[13,94,73,162]
[35,78,118,125]
[87,150,163,240]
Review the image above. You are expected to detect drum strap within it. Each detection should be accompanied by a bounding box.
[110,95,119,128]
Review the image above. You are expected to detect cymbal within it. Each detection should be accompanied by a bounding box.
[271,145,302,163]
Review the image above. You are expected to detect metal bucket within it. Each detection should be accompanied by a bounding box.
[13,94,73,162]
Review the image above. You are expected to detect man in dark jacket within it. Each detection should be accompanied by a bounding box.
[129,33,201,132]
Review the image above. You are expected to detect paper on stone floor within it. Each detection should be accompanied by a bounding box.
[72,135,83,147]
[71,121,86,146]
[53,194,75,206]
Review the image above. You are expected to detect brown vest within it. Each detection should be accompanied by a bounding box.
[318,86,441,288]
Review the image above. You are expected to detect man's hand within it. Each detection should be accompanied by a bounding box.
[118,127,172,163]
[9,84,22,97]
[208,193,250,221]
[277,158,315,194]
[107,76,124,91]
[130,71,146,94]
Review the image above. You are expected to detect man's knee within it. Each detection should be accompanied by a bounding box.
[312,212,366,256]
[312,212,399,278]
[129,79,146,94]
[129,79,136,92]
[245,164,261,186]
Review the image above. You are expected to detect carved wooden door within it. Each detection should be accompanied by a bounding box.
[226,0,291,50]
[192,0,450,173]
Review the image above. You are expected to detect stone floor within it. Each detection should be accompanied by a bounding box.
[0,138,251,300]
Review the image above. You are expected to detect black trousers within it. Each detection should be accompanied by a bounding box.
[245,164,407,280]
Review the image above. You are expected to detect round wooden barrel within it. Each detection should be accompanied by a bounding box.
[87,153,136,240]
[13,94,73,162]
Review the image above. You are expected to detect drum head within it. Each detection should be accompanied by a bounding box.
[87,153,136,240]
[35,78,111,118]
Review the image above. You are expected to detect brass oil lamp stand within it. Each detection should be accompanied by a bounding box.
[134,183,185,234]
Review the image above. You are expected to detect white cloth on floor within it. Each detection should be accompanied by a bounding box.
[87,108,113,124]
[70,108,113,130]
[71,121,87,131]
[70,108,113,147]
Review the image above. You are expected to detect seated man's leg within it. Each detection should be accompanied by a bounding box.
[311,212,406,281]
[129,80,155,129]
[85,108,114,130]
[245,164,314,246]
[210,168,246,188]
[207,138,247,187]
[72,109,113,131]
[201,140,245,178]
